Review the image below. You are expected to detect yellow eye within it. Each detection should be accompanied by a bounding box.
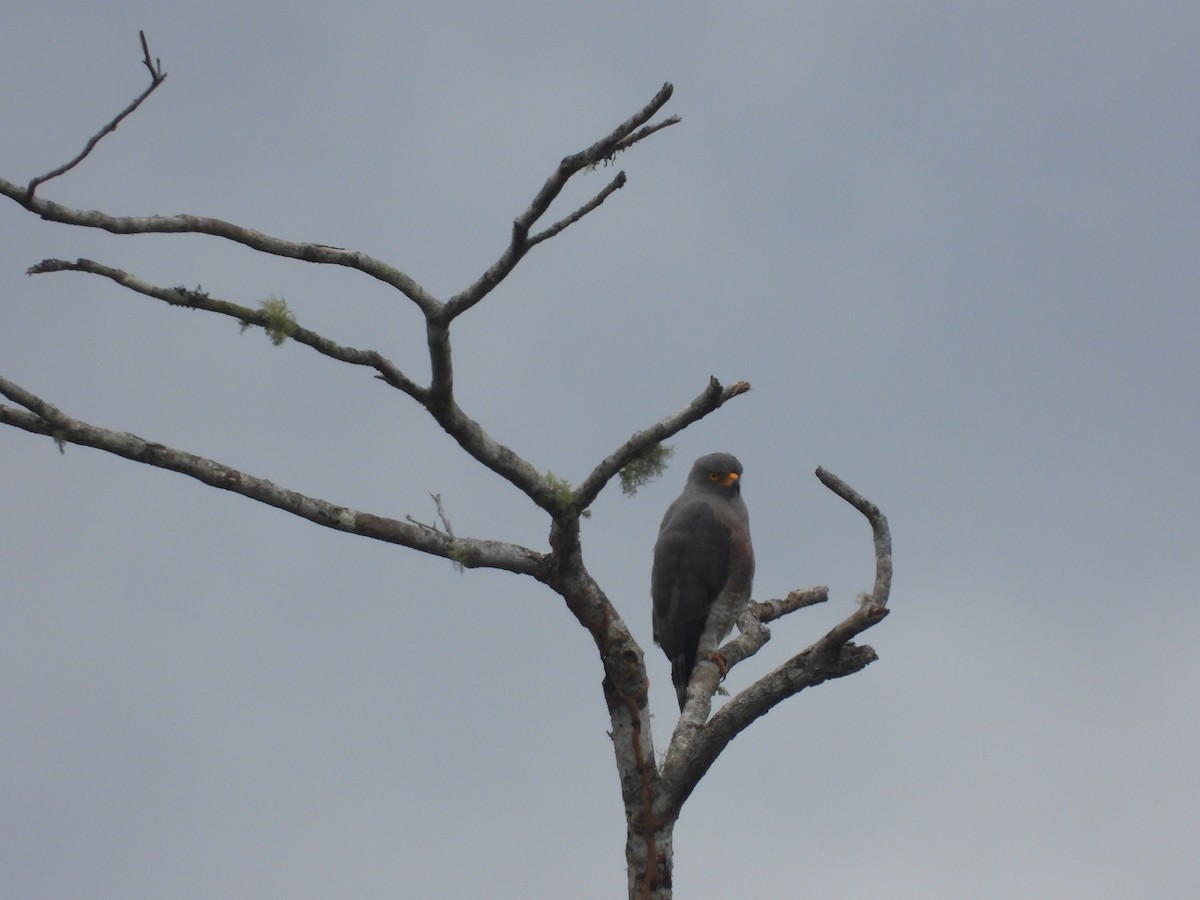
[708,472,720,481]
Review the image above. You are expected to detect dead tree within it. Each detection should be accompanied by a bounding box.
[0,34,891,900]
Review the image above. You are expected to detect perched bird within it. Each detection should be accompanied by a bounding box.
[652,452,755,710]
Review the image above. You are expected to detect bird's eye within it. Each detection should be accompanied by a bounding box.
[708,472,720,481]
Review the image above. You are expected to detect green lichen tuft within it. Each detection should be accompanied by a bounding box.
[544,472,591,518]
[618,443,674,496]
[447,545,469,574]
[544,471,575,513]
[241,295,297,345]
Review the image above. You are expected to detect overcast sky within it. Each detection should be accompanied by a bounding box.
[3,3,1198,898]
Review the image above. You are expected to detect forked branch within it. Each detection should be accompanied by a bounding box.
[441,83,680,321]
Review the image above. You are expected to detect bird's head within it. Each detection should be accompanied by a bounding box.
[688,452,744,494]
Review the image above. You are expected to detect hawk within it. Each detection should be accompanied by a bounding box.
[652,452,754,710]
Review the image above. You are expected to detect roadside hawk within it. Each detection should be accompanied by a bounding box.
[652,452,755,710]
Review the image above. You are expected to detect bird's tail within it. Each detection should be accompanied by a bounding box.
[671,654,693,710]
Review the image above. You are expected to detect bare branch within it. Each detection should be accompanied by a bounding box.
[419,323,563,515]
[442,83,679,321]
[574,377,752,510]
[0,374,63,421]
[657,636,880,817]
[27,258,429,401]
[609,114,682,157]
[25,32,167,199]
[424,394,565,514]
[527,170,627,247]
[720,587,833,673]
[0,178,441,315]
[816,465,892,606]
[0,376,542,575]
[662,587,829,755]
[429,491,456,537]
[567,83,678,171]
[3,33,436,314]
[754,586,832,623]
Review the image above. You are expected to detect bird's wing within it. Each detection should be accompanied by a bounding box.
[651,497,732,657]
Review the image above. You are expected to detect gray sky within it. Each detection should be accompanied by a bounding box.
[3,2,1197,898]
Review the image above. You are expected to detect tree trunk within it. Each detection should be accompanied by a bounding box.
[596,627,676,899]
[626,817,674,900]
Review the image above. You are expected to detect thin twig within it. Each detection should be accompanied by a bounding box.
[405,492,456,536]
[528,171,627,247]
[139,30,165,81]
[25,31,167,199]
[407,493,464,573]
[429,492,456,537]
[609,115,682,156]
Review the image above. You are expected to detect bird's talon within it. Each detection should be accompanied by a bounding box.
[709,651,730,678]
